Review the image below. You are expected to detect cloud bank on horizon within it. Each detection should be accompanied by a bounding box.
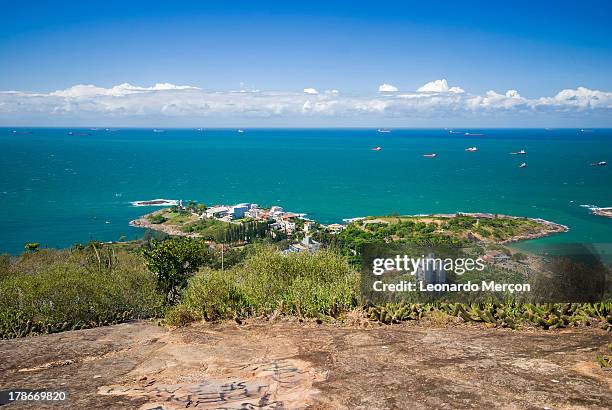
[1,79,611,127]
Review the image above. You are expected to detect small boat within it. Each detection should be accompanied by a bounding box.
[377,128,391,133]
[591,161,607,166]
[449,130,463,134]
[519,162,527,168]
[465,147,478,152]
[465,132,484,136]
[510,149,526,155]
[423,153,437,158]
[372,146,382,151]
[153,129,165,133]
[237,129,245,133]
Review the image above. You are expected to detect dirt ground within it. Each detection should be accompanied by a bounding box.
[0,319,610,409]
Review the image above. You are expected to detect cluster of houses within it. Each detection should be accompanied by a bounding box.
[198,202,340,253]
[201,203,307,235]
[202,203,253,220]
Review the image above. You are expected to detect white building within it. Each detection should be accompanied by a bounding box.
[285,236,321,254]
[325,223,345,233]
[245,208,266,219]
[269,206,284,216]
[304,221,314,233]
[205,206,230,219]
[230,204,250,219]
[280,220,296,233]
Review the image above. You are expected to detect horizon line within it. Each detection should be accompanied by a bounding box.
[2,126,612,130]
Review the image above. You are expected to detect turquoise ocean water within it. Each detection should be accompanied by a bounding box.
[1,128,611,256]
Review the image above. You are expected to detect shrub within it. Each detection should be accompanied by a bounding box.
[174,246,359,322]
[237,247,359,316]
[24,243,40,252]
[148,214,168,224]
[0,254,12,280]
[165,304,199,327]
[0,248,164,339]
[181,268,250,321]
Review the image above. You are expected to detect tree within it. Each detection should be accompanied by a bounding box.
[142,238,206,305]
[24,242,40,253]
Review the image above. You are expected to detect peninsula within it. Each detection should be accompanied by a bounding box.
[129,201,569,249]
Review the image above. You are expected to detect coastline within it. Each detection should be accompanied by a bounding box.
[405,212,569,243]
[591,207,612,218]
[130,208,569,245]
[129,216,201,238]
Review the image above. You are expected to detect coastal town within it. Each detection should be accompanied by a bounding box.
[130,200,343,253]
[130,199,569,261]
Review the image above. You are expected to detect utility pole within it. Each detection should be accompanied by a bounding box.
[221,242,224,271]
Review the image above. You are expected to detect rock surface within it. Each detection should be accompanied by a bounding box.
[1,320,610,409]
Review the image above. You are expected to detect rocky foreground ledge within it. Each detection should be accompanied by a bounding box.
[1,320,610,409]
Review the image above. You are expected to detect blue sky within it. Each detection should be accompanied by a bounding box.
[1,0,612,127]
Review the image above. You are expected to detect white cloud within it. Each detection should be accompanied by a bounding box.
[505,90,521,98]
[1,82,611,125]
[535,87,612,109]
[378,83,398,92]
[51,82,200,98]
[417,79,465,94]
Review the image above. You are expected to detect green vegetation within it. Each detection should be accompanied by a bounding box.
[0,217,609,339]
[147,214,168,224]
[365,301,611,330]
[445,214,540,238]
[511,252,528,262]
[222,221,271,243]
[315,219,462,265]
[146,209,198,225]
[171,247,359,324]
[0,245,164,339]
[314,214,556,265]
[320,215,548,247]
[596,344,612,368]
[142,238,208,304]
[182,218,233,241]
[184,219,272,243]
[24,242,40,252]
[164,211,197,225]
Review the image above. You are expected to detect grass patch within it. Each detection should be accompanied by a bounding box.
[182,218,232,241]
